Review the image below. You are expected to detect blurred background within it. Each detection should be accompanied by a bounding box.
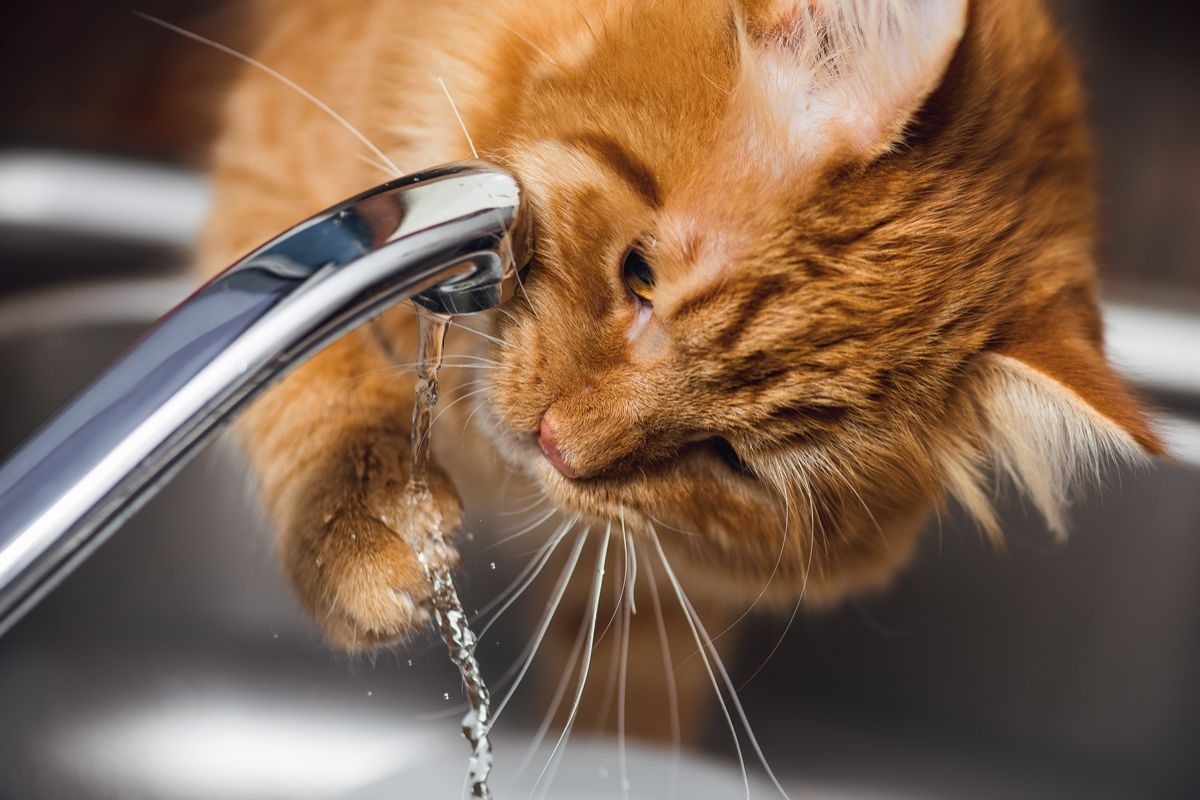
[0,2,1197,799]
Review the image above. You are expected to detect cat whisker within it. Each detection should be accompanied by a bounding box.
[449,319,509,348]
[135,13,403,176]
[738,490,815,692]
[617,525,636,800]
[470,514,570,628]
[646,514,703,537]
[506,594,589,792]
[650,525,793,800]
[512,267,541,323]
[593,511,637,730]
[350,357,500,382]
[417,522,582,726]
[592,520,632,646]
[476,515,580,642]
[530,524,611,797]
[650,523,749,799]
[485,506,558,550]
[356,152,402,179]
[485,526,589,733]
[462,397,498,436]
[497,492,551,519]
[431,386,492,427]
[494,19,564,71]
[436,76,479,160]
[590,543,625,733]
[675,504,789,668]
[645,550,681,799]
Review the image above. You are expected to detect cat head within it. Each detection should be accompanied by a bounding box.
[473,0,1161,601]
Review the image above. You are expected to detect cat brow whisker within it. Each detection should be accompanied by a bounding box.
[436,76,479,159]
[494,19,564,71]
[531,525,611,797]
[134,13,404,177]
[651,525,794,800]
[485,526,589,733]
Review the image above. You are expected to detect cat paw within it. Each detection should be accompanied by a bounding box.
[278,436,462,650]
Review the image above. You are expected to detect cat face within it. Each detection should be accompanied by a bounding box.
[479,0,1160,601]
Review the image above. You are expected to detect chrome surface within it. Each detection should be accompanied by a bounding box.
[0,152,209,250]
[0,161,531,636]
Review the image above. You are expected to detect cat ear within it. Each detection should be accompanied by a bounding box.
[741,0,968,158]
[961,322,1164,538]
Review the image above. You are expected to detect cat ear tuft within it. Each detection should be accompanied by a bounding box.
[741,0,968,158]
[962,335,1163,539]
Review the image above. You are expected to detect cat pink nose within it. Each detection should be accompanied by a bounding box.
[538,416,578,479]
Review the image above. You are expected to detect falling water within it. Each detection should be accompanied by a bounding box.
[404,307,494,798]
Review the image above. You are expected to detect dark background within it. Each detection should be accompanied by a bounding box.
[1,1,1198,289]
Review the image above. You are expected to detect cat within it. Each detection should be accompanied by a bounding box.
[200,0,1162,742]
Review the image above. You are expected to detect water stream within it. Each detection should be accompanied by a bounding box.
[404,308,494,798]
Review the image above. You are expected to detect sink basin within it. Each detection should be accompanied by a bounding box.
[1,277,1198,800]
[0,154,1197,797]
[0,280,789,799]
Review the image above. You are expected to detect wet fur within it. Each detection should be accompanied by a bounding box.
[201,0,1161,741]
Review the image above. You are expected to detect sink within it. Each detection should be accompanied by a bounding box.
[1,156,1198,799]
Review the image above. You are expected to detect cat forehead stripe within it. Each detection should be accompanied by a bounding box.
[561,131,662,207]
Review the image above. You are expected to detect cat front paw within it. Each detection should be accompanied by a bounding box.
[278,436,462,650]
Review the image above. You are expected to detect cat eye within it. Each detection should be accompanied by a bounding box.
[621,246,655,304]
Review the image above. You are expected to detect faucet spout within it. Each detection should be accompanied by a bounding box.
[0,161,532,636]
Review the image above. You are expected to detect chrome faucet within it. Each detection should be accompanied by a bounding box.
[0,161,532,636]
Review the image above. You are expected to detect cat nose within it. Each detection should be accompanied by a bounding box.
[537,415,578,479]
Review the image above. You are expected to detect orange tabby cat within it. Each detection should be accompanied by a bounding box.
[201,0,1161,738]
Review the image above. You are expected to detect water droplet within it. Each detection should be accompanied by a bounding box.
[443,692,450,701]
[597,767,609,779]
[367,691,373,697]
[621,779,631,791]
[407,659,413,667]
[489,562,496,570]
[322,513,333,524]
[272,633,279,640]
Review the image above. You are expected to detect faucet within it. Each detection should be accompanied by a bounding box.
[0,161,532,637]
